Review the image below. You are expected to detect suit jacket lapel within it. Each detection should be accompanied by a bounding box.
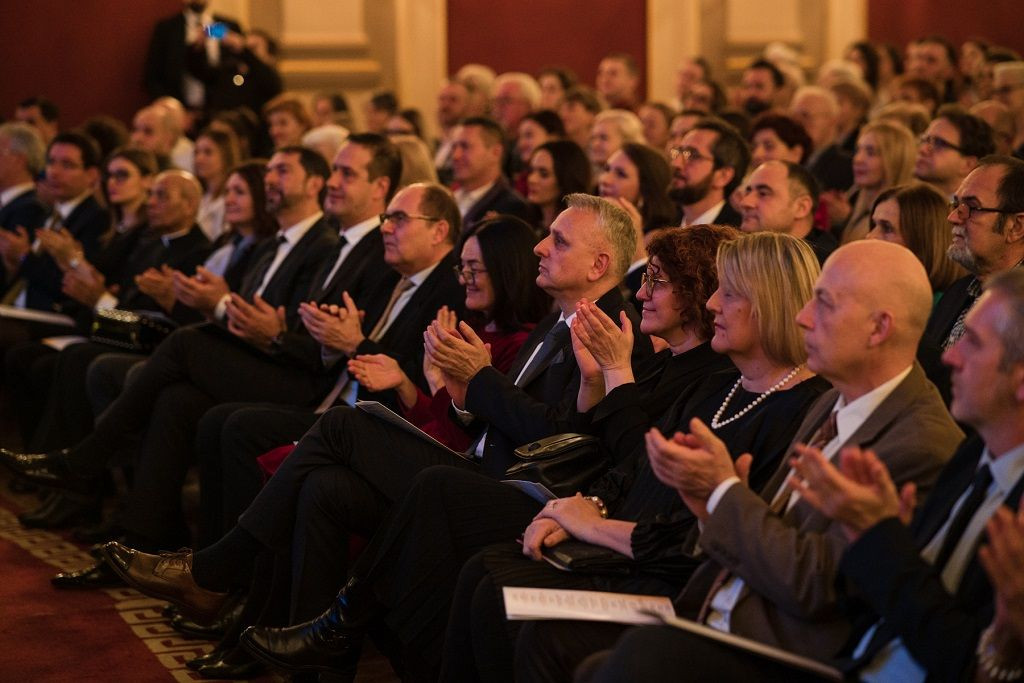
[317,228,382,302]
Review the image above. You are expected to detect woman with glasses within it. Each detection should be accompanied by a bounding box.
[525,140,592,233]
[867,183,966,301]
[228,232,830,683]
[348,215,551,451]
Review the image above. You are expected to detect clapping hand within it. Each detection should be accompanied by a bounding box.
[980,500,1024,648]
[135,265,176,312]
[226,293,286,348]
[173,265,230,315]
[787,445,916,541]
[62,261,108,306]
[298,291,366,355]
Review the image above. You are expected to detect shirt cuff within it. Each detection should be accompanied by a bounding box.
[94,292,119,311]
[706,477,741,515]
[213,293,231,320]
[452,400,474,423]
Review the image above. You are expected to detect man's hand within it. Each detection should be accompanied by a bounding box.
[36,227,81,270]
[226,293,286,348]
[788,445,915,541]
[980,500,1024,647]
[521,517,571,561]
[297,291,365,354]
[646,418,752,521]
[173,265,230,314]
[422,320,492,383]
[0,226,31,272]
[135,265,177,312]
[62,262,108,306]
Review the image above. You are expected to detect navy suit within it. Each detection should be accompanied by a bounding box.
[462,179,531,233]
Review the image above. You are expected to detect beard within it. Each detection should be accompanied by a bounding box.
[743,98,772,117]
[668,172,713,206]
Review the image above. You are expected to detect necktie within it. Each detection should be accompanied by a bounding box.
[319,235,349,291]
[246,234,287,297]
[514,321,570,388]
[931,464,993,570]
[697,409,839,623]
[367,276,413,341]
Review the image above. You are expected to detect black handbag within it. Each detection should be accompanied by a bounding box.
[90,308,178,352]
[504,433,608,498]
[541,539,634,576]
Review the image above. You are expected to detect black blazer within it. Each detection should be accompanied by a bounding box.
[143,12,241,101]
[16,195,109,311]
[271,226,390,375]
[345,248,467,408]
[807,143,854,193]
[465,286,654,477]
[238,216,338,329]
[463,178,531,233]
[840,436,1024,682]
[0,187,48,283]
[711,201,743,228]
[919,275,976,405]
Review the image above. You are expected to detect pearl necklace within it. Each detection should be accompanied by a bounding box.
[710,365,802,429]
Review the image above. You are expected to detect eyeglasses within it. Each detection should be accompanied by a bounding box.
[379,211,441,226]
[918,135,964,153]
[639,270,671,297]
[453,265,487,285]
[669,146,713,164]
[949,197,1006,220]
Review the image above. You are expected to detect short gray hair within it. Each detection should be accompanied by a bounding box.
[564,193,636,279]
[985,268,1024,370]
[493,72,542,109]
[0,122,46,176]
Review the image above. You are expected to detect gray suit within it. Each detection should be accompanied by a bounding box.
[681,363,962,661]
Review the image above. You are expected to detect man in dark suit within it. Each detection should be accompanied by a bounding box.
[587,267,1024,682]
[99,194,652,668]
[669,117,748,228]
[451,117,530,232]
[791,86,854,198]
[0,131,109,316]
[0,122,49,289]
[920,156,1024,402]
[143,0,240,112]
[517,240,961,681]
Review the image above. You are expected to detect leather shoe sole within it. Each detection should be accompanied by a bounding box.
[101,542,228,624]
[0,448,98,495]
[52,559,125,589]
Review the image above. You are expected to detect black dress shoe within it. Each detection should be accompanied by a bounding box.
[196,644,265,680]
[173,594,246,639]
[239,584,366,676]
[0,448,99,495]
[187,643,229,670]
[51,558,125,589]
[18,491,100,529]
[72,518,123,545]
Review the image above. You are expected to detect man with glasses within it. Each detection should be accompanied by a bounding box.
[921,156,1024,403]
[914,105,995,197]
[668,117,749,227]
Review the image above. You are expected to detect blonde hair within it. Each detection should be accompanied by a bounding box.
[716,232,820,367]
[391,134,439,187]
[593,109,645,145]
[859,119,916,188]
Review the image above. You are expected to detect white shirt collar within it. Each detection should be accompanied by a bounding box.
[683,200,725,228]
[160,225,193,246]
[277,211,324,246]
[832,365,914,446]
[339,215,380,246]
[0,182,35,207]
[406,259,441,288]
[982,441,1024,495]
[55,190,92,220]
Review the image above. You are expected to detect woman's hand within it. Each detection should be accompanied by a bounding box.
[521,517,570,561]
[348,353,419,408]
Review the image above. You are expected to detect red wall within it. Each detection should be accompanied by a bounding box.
[0,0,182,130]
[868,0,1024,60]
[447,0,647,102]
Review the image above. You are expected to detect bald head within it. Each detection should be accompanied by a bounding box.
[131,105,177,155]
[147,170,202,232]
[798,240,931,398]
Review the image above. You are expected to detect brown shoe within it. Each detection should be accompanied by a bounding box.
[101,541,228,624]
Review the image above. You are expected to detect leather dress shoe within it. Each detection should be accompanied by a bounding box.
[187,643,229,671]
[0,448,99,495]
[101,542,229,624]
[18,491,100,529]
[51,558,125,589]
[239,586,366,675]
[196,644,265,680]
[173,593,246,640]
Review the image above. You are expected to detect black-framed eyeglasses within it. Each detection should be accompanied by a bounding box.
[669,146,713,164]
[380,211,441,226]
[949,197,1007,220]
[453,265,487,285]
[639,270,671,297]
[918,135,964,154]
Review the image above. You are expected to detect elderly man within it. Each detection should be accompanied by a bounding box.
[490,72,541,180]
[0,123,48,246]
[790,85,854,194]
[670,117,748,227]
[739,160,837,263]
[593,266,1024,682]
[100,195,652,678]
[992,62,1024,154]
[914,104,995,197]
[130,104,181,168]
[517,239,961,681]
